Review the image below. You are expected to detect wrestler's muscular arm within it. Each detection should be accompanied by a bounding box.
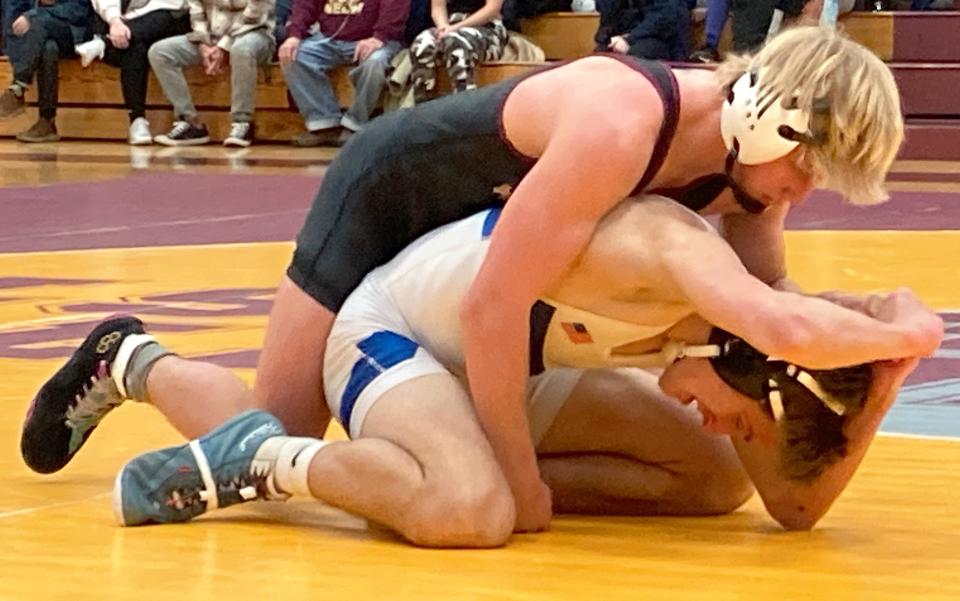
[657,225,942,368]
[460,85,658,533]
[719,201,793,287]
[655,227,942,528]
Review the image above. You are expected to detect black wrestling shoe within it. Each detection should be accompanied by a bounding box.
[21,316,146,473]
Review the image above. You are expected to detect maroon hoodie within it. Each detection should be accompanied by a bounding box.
[286,0,411,43]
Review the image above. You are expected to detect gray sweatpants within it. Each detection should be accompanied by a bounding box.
[147,30,274,123]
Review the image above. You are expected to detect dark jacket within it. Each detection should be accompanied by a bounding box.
[594,0,680,48]
[8,0,93,45]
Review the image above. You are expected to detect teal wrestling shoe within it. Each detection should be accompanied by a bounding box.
[114,410,289,526]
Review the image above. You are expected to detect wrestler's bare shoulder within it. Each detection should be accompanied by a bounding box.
[503,58,721,159]
[601,195,717,241]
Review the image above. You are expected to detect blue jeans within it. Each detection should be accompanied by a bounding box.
[282,34,400,132]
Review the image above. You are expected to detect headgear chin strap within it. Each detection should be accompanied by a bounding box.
[665,329,851,422]
[724,152,767,215]
[719,71,831,215]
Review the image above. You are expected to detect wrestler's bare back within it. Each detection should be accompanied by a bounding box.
[547,195,718,355]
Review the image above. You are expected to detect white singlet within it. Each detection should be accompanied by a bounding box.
[324,200,713,440]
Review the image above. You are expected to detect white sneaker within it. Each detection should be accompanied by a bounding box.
[223,122,254,147]
[75,36,106,68]
[128,117,153,146]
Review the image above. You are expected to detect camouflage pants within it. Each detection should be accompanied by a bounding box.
[409,14,509,102]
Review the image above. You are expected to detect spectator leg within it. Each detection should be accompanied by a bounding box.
[36,38,61,120]
[125,10,191,45]
[7,11,70,86]
[114,40,150,121]
[281,34,352,131]
[439,19,507,93]
[147,34,202,121]
[409,28,439,102]
[343,41,401,131]
[105,11,189,122]
[820,0,839,27]
[227,29,274,123]
[704,0,729,49]
[730,0,776,52]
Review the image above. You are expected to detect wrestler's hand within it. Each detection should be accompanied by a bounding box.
[844,357,919,442]
[872,288,943,357]
[514,479,552,533]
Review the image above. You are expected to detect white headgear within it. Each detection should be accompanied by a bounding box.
[720,71,813,165]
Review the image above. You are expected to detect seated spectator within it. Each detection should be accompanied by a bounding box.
[73,0,190,145]
[278,0,410,148]
[593,0,685,60]
[2,1,13,55]
[147,0,275,146]
[729,0,775,52]
[409,0,507,102]
[0,0,92,142]
[766,0,852,41]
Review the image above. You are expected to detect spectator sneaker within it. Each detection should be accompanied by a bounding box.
[114,410,289,526]
[76,36,106,68]
[154,120,210,146]
[16,117,60,143]
[128,117,153,145]
[690,45,720,63]
[0,84,26,119]
[223,121,254,147]
[21,316,150,473]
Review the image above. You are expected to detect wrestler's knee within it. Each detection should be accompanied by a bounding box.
[403,478,515,548]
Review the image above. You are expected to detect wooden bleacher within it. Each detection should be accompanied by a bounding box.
[0,60,533,142]
[519,10,960,62]
[1,10,959,157]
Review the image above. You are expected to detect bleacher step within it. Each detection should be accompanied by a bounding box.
[903,118,960,160]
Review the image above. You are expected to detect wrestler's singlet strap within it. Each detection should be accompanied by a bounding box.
[618,58,681,195]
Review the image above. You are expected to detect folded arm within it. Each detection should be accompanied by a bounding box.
[658,224,940,368]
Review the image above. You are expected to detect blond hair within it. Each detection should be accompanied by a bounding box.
[716,27,904,205]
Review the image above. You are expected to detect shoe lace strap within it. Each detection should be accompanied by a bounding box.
[228,122,249,138]
[170,440,287,511]
[169,121,192,137]
[64,361,123,429]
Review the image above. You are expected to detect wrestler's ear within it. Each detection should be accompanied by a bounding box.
[658,358,701,403]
